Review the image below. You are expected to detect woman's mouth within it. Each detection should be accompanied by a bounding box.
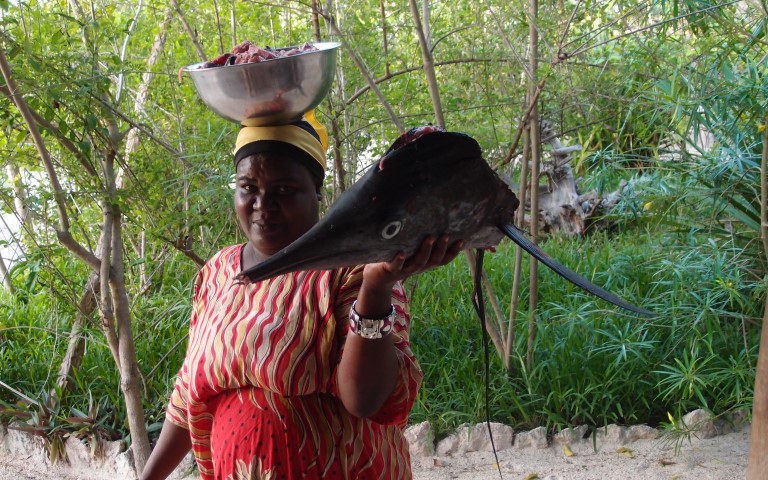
[254,220,281,233]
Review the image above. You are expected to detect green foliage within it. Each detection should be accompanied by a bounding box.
[0,263,194,441]
[408,229,761,436]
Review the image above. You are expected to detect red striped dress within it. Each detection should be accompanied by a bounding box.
[165,245,423,479]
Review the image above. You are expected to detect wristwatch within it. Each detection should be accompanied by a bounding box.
[348,300,395,339]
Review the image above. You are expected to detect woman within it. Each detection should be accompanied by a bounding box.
[141,115,462,480]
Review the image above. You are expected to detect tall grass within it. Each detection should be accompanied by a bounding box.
[407,228,762,436]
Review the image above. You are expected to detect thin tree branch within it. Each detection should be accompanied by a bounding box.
[0,253,12,294]
[409,0,444,128]
[318,8,404,132]
[169,0,207,61]
[115,0,144,103]
[557,0,583,49]
[91,94,185,160]
[213,0,225,53]
[561,0,650,54]
[0,49,69,232]
[465,249,505,354]
[168,235,206,267]
[342,58,507,111]
[484,0,533,81]
[500,80,545,166]
[430,25,473,55]
[379,0,390,76]
[525,0,541,372]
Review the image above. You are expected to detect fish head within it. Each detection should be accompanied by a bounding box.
[237,128,519,283]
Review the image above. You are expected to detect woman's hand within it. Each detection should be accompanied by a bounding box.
[362,235,465,292]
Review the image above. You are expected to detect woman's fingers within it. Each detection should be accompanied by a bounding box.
[408,235,437,270]
[403,235,464,273]
[444,238,465,262]
[428,235,450,265]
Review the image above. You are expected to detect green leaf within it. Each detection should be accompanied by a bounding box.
[657,79,673,95]
[721,61,733,82]
[13,130,27,144]
[130,257,147,266]
[54,12,82,25]
[85,113,98,129]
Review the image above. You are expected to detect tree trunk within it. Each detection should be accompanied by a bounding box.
[111,206,151,473]
[55,271,100,393]
[505,126,531,373]
[745,113,768,480]
[104,7,176,458]
[747,293,768,480]
[0,254,12,294]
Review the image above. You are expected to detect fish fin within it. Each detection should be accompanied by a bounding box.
[500,224,654,316]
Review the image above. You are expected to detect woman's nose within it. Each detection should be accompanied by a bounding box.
[253,193,277,210]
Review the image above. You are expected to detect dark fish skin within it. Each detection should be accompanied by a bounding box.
[237,129,653,316]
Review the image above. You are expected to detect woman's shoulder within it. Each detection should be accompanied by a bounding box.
[199,244,243,277]
[208,244,242,263]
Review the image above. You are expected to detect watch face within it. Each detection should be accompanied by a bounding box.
[360,319,382,339]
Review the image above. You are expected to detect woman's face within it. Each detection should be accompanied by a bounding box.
[234,153,320,260]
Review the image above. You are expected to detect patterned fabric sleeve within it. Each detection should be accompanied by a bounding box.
[330,266,424,427]
[166,362,190,430]
[165,270,205,430]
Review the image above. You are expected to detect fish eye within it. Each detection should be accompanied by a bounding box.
[381,221,402,240]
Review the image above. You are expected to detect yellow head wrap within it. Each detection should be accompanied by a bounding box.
[234,110,329,182]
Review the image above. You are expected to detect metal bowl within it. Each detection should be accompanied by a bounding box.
[184,42,340,125]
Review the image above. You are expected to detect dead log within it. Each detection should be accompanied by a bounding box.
[535,120,587,235]
[503,120,628,236]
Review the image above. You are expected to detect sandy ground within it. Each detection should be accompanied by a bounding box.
[0,425,750,480]
[411,425,750,480]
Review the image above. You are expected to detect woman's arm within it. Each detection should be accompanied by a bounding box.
[139,419,192,480]
[336,235,462,418]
